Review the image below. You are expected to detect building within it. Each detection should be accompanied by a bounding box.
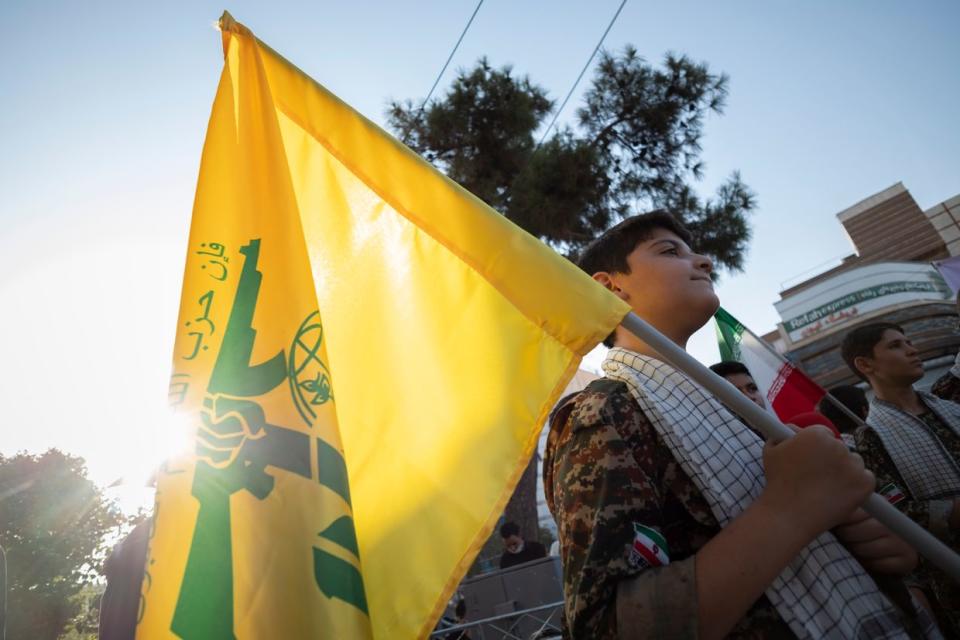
[769,183,960,389]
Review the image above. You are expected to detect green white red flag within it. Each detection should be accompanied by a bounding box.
[631,523,670,569]
[714,307,826,422]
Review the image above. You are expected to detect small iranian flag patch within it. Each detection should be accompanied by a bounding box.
[880,483,906,505]
[630,523,670,569]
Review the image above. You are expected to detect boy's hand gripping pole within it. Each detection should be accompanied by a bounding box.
[621,311,960,583]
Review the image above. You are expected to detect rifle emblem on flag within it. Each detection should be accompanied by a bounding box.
[170,239,367,640]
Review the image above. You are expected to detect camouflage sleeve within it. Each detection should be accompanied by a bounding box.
[931,354,960,405]
[550,384,697,639]
[616,557,697,638]
[856,427,954,539]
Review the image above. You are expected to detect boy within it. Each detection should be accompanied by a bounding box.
[842,323,960,634]
[818,385,869,435]
[544,212,931,639]
[709,361,766,410]
[498,521,547,569]
[930,292,960,404]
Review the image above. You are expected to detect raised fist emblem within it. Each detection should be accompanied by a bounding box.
[195,394,276,500]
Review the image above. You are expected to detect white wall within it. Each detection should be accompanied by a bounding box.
[775,262,952,345]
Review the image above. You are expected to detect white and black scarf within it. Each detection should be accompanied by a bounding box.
[867,392,960,500]
[603,348,939,640]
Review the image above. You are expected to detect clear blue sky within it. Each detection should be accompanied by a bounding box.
[1,1,958,485]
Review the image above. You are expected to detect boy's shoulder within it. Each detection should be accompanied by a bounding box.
[932,366,960,406]
[853,422,886,459]
[564,378,645,434]
[545,377,663,480]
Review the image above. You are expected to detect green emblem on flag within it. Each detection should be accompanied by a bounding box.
[171,239,368,640]
[289,310,335,427]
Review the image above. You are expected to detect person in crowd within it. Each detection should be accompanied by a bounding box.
[498,521,547,569]
[932,356,960,406]
[99,517,151,640]
[818,384,869,448]
[544,212,933,639]
[709,361,766,409]
[931,292,960,405]
[818,384,869,433]
[843,322,960,635]
[434,593,471,640]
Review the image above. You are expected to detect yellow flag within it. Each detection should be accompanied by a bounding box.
[141,12,628,639]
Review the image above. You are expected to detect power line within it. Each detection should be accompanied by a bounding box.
[419,0,485,112]
[536,0,627,148]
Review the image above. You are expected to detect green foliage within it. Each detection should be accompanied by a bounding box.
[389,58,553,212]
[388,47,756,269]
[508,133,612,245]
[0,450,123,640]
[59,585,104,640]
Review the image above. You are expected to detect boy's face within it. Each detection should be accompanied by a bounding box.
[503,534,524,554]
[856,329,924,385]
[725,372,766,409]
[595,228,718,340]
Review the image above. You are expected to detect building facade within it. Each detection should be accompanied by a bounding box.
[769,183,960,389]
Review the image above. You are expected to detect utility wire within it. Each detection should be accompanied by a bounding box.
[419,0,485,112]
[535,0,627,149]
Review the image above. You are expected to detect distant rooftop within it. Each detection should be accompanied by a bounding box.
[779,182,949,299]
[836,182,906,223]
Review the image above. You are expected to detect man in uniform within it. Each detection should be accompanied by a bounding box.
[843,323,960,635]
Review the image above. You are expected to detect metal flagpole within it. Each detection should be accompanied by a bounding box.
[0,544,5,640]
[819,390,869,427]
[733,317,869,428]
[622,311,960,582]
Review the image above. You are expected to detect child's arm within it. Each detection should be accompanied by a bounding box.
[690,427,875,640]
[551,392,872,639]
[832,508,917,576]
[548,384,703,639]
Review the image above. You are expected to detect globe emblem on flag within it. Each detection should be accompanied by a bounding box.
[289,310,334,427]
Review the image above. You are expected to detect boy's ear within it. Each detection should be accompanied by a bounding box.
[592,272,628,302]
[853,355,874,379]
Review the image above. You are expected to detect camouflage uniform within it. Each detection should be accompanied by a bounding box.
[931,360,960,406]
[858,402,960,638]
[543,378,794,639]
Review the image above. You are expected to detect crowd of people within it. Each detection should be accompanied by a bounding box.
[544,211,960,638]
[96,209,960,639]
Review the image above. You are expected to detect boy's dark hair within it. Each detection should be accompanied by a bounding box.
[709,361,753,379]
[817,385,868,435]
[577,211,693,347]
[499,521,520,539]
[840,322,905,381]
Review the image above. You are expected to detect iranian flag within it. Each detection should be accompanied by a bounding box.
[714,307,826,421]
[632,523,670,568]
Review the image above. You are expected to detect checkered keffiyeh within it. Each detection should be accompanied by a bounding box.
[603,348,939,640]
[867,393,960,500]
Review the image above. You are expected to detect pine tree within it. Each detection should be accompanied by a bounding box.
[388,47,755,267]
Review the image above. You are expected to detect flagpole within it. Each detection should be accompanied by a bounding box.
[819,391,869,427]
[735,318,869,429]
[0,544,5,640]
[622,311,960,583]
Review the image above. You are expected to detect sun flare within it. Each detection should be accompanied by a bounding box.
[104,409,196,514]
